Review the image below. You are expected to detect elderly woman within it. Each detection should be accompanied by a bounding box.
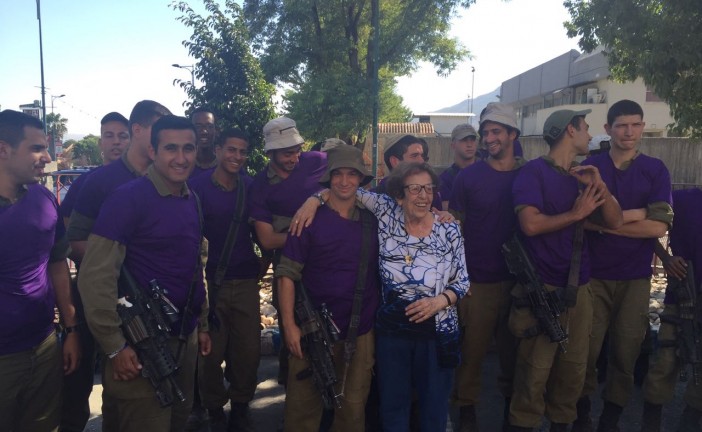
[293,162,469,431]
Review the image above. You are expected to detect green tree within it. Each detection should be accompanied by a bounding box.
[172,0,277,174]
[564,0,702,136]
[242,0,472,142]
[70,134,102,166]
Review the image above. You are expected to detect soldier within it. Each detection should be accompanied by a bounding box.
[450,103,525,431]
[67,100,171,258]
[440,123,479,210]
[509,109,622,431]
[189,107,218,178]
[189,129,261,430]
[277,144,380,431]
[574,100,673,432]
[0,110,79,430]
[641,187,702,431]
[60,111,131,432]
[79,115,211,431]
[248,116,326,386]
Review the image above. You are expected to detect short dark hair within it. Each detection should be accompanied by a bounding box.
[544,115,585,147]
[150,115,197,153]
[216,128,250,147]
[478,120,520,140]
[0,110,44,148]
[100,112,128,128]
[129,100,171,131]
[607,99,644,126]
[385,162,440,200]
[189,107,215,120]
[383,135,429,171]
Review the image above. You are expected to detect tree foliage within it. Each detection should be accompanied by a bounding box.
[66,134,101,166]
[172,0,277,174]
[564,0,702,136]
[242,0,472,142]
[45,113,68,140]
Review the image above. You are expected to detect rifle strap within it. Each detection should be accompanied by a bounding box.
[340,208,374,394]
[176,191,205,362]
[564,221,584,308]
[211,176,247,295]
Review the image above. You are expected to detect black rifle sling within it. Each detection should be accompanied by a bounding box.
[213,176,247,289]
[176,190,205,362]
[343,208,374,363]
[564,221,584,308]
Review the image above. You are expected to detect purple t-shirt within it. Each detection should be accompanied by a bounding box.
[281,206,380,339]
[439,164,461,204]
[373,176,443,210]
[584,152,672,280]
[0,185,63,354]
[74,157,139,221]
[249,151,327,225]
[664,188,702,304]
[60,167,101,219]
[93,176,205,335]
[513,157,590,287]
[188,169,259,281]
[450,160,520,283]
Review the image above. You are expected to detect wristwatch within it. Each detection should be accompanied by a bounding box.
[313,192,325,206]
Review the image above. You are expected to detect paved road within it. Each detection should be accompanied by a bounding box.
[85,352,687,431]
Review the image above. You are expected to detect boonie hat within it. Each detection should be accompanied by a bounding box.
[480,102,520,134]
[319,144,374,187]
[543,109,592,141]
[451,123,478,141]
[321,138,345,152]
[263,117,305,151]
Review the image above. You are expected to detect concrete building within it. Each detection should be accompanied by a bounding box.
[412,113,475,137]
[500,47,675,137]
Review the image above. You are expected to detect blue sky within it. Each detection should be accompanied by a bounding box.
[1,0,579,137]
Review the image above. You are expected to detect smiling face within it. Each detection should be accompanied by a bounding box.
[192,111,216,152]
[99,120,130,163]
[215,137,248,176]
[605,114,645,154]
[480,121,516,160]
[269,145,302,176]
[329,167,363,202]
[1,126,51,186]
[149,128,197,195]
[397,171,434,223]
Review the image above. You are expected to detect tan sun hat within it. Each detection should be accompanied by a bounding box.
[319,144,374,187]
[263,116,305,151]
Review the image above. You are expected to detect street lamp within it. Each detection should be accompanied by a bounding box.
[470,66,475,125]
[51,94,65,114]
[172,63,195,86]
[49,94,65,160]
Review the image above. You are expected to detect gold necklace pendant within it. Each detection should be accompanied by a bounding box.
[405,254,413,265]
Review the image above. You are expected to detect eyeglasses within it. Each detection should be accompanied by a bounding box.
[404,184,435,195]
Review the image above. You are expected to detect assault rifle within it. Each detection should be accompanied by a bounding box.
[294,282,342,409]
[116,268,185,407]
[661,261,702,385]
[502,235,568,353]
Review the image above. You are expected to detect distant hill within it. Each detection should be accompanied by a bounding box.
[432,87,500,117]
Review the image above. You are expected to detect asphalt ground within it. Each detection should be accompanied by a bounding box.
[83,350,689,431]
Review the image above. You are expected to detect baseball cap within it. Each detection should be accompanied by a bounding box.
[451,123,478,141]
[263,117,305,151]
[319,144,374,187]
[480,103,520,133]
[543,109,592,141]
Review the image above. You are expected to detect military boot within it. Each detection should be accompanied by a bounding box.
[228,402,254,432]
[572,396,594,432]
[596,401,623,432]
[677,405,702,432]
[640,401,662,432]
[459,405,479,432]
